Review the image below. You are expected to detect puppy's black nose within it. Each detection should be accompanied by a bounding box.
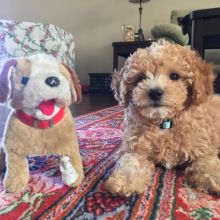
[148,88,164,101]
[45,77,60,87]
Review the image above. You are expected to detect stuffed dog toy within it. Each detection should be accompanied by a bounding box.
[0,54,84,193]
[105,40,220,196]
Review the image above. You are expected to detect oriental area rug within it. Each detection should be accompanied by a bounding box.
[0,105,219,220]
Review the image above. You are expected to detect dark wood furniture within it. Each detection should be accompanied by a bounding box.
[71,93,117,117]
[112,40,153,70]
[89,73,112,93]
[181,8,220,93]
[181,7,220,58]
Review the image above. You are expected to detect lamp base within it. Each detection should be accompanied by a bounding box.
[135,28,145,41]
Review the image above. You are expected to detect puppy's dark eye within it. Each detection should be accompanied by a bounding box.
[134,73,147,86]
[170,72,180,81]
[21,76,29,85]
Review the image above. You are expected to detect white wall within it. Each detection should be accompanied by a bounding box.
[0,0,220,84]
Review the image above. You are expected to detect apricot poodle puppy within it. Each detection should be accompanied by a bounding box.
[105,40,220,196]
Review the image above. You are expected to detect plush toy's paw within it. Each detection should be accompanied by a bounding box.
[69,171,84,187]
[60,156,84,187]
[60,156,78,185]
[4,177,26,193]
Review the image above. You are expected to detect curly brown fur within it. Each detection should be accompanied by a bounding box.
[105,40,220,196]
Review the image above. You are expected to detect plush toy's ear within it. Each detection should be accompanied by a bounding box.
[0,59,17,103]
[59,63,82,104]
[191,62,215,105]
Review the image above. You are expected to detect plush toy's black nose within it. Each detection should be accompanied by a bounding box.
[45,77,60,87]
[148,88,164,101]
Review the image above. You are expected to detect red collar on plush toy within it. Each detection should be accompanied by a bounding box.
[16,100,65,129]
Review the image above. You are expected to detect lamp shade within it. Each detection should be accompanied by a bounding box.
[129,0,150,3]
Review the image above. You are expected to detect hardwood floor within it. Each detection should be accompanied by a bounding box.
[70,92,118,117]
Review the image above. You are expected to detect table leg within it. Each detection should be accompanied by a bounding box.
[113,49,118,71]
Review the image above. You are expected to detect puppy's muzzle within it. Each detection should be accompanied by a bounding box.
[148,88,164,101]
[45,76,60,87]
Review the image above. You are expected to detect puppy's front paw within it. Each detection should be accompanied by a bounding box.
[105,173,137,197]
[105,170,149,197]
[185,157,220,195]
[105,153,155,196]
[186,170,220,195]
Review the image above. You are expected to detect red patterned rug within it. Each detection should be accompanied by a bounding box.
[0,106,220,220]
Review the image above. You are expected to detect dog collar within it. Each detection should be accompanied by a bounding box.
[16,108,65,129]
[160,119,173,129]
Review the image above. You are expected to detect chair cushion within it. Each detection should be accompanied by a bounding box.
[151,23,189,46]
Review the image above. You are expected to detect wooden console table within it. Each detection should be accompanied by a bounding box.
[112,40,153,70]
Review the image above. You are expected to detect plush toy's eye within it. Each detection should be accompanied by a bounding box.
[170,72,180,81]
[134,73,147,86]
[21,76,29,85]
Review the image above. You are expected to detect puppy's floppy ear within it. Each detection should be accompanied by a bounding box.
[59,63,82,104]
[112,60,133,107]
[111,69,123,103]
[111,67,129,107]
[0,59,17,103]
[191,61,215,105]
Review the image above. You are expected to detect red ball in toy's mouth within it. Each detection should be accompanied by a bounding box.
[37,99,55,116]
